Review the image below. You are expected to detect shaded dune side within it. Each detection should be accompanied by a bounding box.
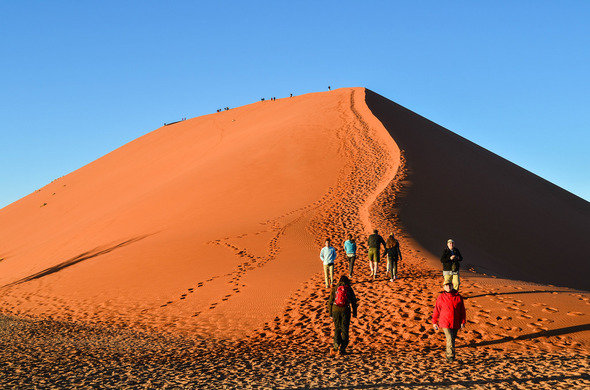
[365,89,590,291]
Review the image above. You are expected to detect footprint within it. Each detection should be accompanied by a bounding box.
[566,311,584,316]
[542,307,558,313]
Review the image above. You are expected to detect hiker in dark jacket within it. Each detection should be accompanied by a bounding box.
[327,275,358,355]
[385,232,402,282]
[432,281,466,362]
[440,239,463,291]
[367,229,387,279]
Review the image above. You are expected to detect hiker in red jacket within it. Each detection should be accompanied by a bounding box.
[432,281,466,362]
[327,275,358,356]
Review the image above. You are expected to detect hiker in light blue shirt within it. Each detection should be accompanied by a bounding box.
[320,238,337,288]
[343,234,357,278]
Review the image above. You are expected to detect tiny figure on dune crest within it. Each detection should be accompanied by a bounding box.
[343,234,357,278]
[385,232,402,282]
[367,229,386,280]
[327,275,358,356]
[328,85,331,91]
[441,239,463,290]
[320,238,337,288]
[432,281,466,362]
[290,93,293,97]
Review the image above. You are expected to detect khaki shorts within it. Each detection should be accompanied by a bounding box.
[368,247,380,262]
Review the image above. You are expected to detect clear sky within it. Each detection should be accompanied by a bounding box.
[1,1,588,208]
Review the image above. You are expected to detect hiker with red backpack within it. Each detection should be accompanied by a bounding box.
[327,275,358,356]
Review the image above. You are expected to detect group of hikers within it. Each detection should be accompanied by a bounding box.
[320,230,403,288]
[322,231,466,362]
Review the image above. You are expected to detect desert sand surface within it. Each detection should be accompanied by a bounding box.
[0,88,588,389]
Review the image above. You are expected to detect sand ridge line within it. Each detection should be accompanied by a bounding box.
[349,89,400,236]
[305,88,400,247]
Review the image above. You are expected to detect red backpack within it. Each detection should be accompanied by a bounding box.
[334,285,350,307]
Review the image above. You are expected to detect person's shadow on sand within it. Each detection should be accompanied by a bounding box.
[461,323,590,348]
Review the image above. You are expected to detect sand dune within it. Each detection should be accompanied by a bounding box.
[0,88,398,338]
[0,88,588,388]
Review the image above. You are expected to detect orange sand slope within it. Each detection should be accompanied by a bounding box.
[0,88,398,337]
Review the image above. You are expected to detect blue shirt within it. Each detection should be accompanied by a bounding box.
[320,246,337,265]
[344,240,356,255]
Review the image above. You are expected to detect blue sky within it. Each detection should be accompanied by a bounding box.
[1,1,588,208]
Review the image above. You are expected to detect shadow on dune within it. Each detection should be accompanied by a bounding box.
[3,234,152,288]
[364,89,590,291]
[464,289,577,299]
[463,323,590,348]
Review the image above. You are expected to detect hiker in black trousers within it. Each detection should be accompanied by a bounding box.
[327,275,358,355]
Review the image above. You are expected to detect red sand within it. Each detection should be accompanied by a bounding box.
[0,88,399,338]
[0,88,588,388]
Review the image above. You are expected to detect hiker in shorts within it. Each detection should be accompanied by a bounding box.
[432,281,466,362]
[367,229,386,279]
[320,238,337,288]
[441,239,463,290]
[385,232,402,282]
[343,234,357,278]
[327,275,358,356]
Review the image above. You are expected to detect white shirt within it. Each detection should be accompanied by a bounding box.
[320,246,337,265]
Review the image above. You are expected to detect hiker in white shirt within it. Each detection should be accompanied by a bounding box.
[320,238,337,288]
